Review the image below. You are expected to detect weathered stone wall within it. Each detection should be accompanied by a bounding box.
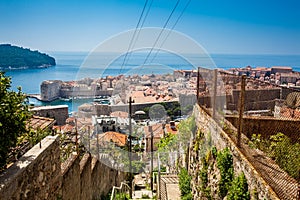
[61,153,80,200]
[0,136,61,200]
[0,136,126,200]
[196,89,280,111]
[60,89,113,98]
[226,115,300,142]
[31,105,68,125]
[61,152,126,200]
[231,88,280,111]
[41,80,62,101]
[80,153,92,200]
[192,105,280,200]
[281,87,300,99]
[110,100,179,114]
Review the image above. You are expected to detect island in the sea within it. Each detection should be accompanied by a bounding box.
[0,44,56,70]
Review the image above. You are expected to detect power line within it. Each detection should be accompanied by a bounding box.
[132,0,154,49]
[119,0,149,74]
[141,0,181,67]
[150,0,191,63]
[123,0,154,68]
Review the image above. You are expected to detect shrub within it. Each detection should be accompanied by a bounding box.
[227,173,250,200]
[217,147,234,198]
[178,168,192,199]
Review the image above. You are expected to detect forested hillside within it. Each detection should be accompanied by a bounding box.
[0,44,56,69]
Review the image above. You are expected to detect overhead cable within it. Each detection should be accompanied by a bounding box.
[119,0,149,74]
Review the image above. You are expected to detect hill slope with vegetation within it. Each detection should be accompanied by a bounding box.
[0,44,56,69]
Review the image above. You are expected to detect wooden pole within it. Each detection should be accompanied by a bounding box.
[196,67,200,105]
[75,117,79,154]
[237,75,246,147]
[128,96,134,198]
[149,125,153,192]
[212,69,218,119]
[88,126,91,152]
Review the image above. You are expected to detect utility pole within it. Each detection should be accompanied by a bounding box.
[149,125,153,193]
[88,126,91,152]
[196,67,200,105]
[212,69,218,120]
[157,153,161,200]
[75,117,79,154]
[128,96,134,198]
[237,75,246,147]
[96,128,99,160]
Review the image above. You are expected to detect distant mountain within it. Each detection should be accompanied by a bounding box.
[0,44,56,70]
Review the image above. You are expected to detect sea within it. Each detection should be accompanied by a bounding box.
[3,52,300,113]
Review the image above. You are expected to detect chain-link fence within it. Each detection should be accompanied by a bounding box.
[197,69,300,199]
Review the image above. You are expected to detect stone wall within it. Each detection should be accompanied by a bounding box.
[61,152,126,200]
[41,80,62,101]
[0,136,61,200]
[281,86,300,99]
[231,88,280,111]
[31,105,69,125]
[226,115,300,142]
[80,154,92,200]
[110,100,179,114]
[191,105,280,200]
[60,89,113,98]
[0,136,126,200]
[61,153,80,200]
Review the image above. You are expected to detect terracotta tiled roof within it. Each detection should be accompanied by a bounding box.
[53,124,75,133]
[98,131,127,146]
[144,124,164,139]
[27,115,55,130]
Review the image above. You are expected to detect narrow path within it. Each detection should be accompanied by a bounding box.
[160,175,181,200]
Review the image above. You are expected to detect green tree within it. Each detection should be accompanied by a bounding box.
[0,72,31,168]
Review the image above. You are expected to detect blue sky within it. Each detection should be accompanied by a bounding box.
[0,0,299,54]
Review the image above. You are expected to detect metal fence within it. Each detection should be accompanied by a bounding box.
[196,69,300,199]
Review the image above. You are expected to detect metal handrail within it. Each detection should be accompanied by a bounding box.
[110,181,131,200]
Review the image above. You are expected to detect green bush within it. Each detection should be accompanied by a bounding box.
[181,192,193,200]
[227,173,250,200]
[178,168,192,199]
[217,147,234,198]
[250,132,300,180]
[114,192,130,200]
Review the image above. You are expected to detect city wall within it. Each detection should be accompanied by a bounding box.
[192,105,280,199]
[110,100,179,114]
[0,136,61,200]
[231,88,281,111]
[60,89,113,99]
[226,115,300,142]
[196,88,280,112]
[0,136,125,200]
[61,152,125,200]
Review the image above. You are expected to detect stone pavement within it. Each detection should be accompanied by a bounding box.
[160,175,181,200]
